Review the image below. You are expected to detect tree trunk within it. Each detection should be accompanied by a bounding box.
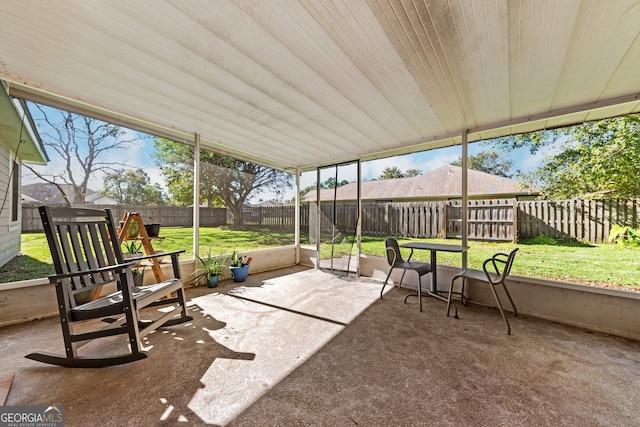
[229,205,243,226]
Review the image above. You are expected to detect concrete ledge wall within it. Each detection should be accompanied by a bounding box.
[3,248,639,342]
[0,278,58,327]
[0,246,298,328]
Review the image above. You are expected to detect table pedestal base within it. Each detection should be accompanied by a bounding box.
[404,289,458,317]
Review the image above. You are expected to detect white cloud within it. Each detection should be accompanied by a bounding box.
[145,166,167,191]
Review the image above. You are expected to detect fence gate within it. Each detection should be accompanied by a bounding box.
[447,199,516,242]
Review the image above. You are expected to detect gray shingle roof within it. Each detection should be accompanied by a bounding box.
[305,165,537,202]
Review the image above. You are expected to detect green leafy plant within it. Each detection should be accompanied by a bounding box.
[608,224,640,247]
[131,267,144,277]
[190,248,227,286]
[122,240,143,254]
[529,234,558,245]
[230,250,248,267]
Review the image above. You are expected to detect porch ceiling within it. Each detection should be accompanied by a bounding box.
[1,1,639,172]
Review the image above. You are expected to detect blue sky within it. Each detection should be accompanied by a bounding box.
[24,103,546,203]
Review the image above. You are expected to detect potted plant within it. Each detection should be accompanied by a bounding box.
[119,220,140,238]
[122,240,143,266]
[190,249,227,288]
[145,216,162,237]
[131,267,145,287]
[229,250,252,282]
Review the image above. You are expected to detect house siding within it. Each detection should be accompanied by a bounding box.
[0,144,20,268]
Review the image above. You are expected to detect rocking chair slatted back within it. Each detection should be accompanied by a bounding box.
[40,207,123,307]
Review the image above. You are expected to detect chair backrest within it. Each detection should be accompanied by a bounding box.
[502,248,519,277]
[385,238,404,267]
[483,248,519,283]
[39,206,125,306]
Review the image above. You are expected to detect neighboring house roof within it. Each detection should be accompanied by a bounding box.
[84,192,119,205]
[251,200,289,207]
[21,193,40,204]
[21,183,119,205]
[305,165,538,202]
[0,84,47,164]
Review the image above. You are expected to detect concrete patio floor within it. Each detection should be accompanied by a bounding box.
[2,265,640,426]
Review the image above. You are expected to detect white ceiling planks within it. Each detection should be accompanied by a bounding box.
[0,0,639,173]
[554,1,640,107]
[508,0,579,118]
[300,1,432,138]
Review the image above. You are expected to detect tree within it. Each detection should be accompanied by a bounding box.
[378,166,404,179]
[299,177,349,200]
[451,149,513,177]
[495,114,640,199]
[377,166,423,179]
[404,168,422,177]
[153,138,293,224]
[322,177,349,189]
[152,139,203,206]
[102,168,165,205]
[23,104,137,206]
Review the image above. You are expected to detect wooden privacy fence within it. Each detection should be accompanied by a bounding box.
[311,201,514,240]
[447,199,516,241]
[241,205,297,228]
[311,202,447,238]
[23,198,640,243]
[517,198,640,243]
[22,204,227,232]
[311,198,640,243]
[388,202,446,238]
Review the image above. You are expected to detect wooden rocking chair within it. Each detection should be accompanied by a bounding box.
[26,206,192,368]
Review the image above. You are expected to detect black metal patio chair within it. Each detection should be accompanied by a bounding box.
[380,238,432,311]
[446,248,519,334]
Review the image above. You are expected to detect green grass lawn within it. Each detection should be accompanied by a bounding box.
[2,227,638,291]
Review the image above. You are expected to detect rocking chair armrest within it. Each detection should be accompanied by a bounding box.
[125,249,185,263]
[48,261,136,281]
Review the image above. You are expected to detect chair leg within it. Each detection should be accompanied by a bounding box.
[381,267,394,299]
[500,282,518,317]
[446,277,463,319]
[398,270,407,290]
[417,275,422,312]
[175,287,193,322]
[402,273,422,311]
[488,283,511,335]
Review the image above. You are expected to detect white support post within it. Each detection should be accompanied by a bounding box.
[461,130,469,269]
[192,133,201,258]
[295,168,301,264]
[315,167,321,270]
[356,160,362,277]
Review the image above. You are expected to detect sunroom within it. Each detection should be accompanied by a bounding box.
[1,1,640,425]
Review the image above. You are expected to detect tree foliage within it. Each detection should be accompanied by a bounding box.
[24,104,136,206]
[495,114,640,199]
[451,149,513,178]
[378,166,404,180]
[152,139,203,206]
[102,168,165,205]
[153,138,293,224]
[377,166,422,180]
[404,168,422,177]
[299,177,349,200]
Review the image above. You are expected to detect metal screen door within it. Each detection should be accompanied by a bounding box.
[312,161,360,276]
